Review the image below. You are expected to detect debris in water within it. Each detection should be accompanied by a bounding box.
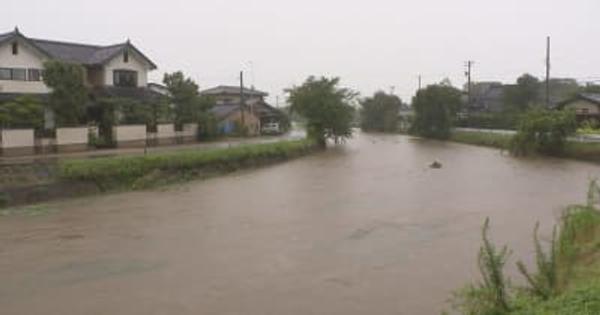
[430,161,442,169]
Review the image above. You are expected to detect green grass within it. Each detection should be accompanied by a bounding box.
[513,207,600,315]
[450,131,600,162]
[563,142,600,162]
[450,131,512,150]
[59,139,317,191]
[0,204,55,217]
[450,198,600,315]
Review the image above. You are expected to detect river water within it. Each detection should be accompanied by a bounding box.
[1,133,599,315]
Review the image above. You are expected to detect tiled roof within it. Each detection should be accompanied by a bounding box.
[0,28,156,69]
[210,100,285,121]
[0,31,13,43]
[580,93,600,104]
[211,104,240,119]
[91,87,165,101]
[201,85,268,97]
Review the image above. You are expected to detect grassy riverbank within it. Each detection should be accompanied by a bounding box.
[1,139,317,209]
[450,184,600,314]
[59,139,317,191]
[450,131,600,162]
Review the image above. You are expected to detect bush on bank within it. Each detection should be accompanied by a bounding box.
[455,112,519,130]
[509,109,578,157]
[449,181,600,315]
[59,139,316,190]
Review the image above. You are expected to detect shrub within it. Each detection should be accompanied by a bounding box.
[451,218,512,314]
[456,112,519,130]
[196,111,219,140]
[0,95,45,130]
[509,109,577,156]
[450,181,600,315]
[516,224,558,299]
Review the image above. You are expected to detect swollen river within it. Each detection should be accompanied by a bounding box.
[1,132,599,314]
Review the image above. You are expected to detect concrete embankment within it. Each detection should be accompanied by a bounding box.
[0,139,317,208]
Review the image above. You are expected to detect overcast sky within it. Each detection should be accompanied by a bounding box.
[5,0,600,104]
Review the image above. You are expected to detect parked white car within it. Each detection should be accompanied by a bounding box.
[261,122,281,135]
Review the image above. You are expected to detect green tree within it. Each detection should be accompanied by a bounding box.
[505,74,541,112]
[43,60,88,126]
[0,95,44,129]
[581,84,600,94]
[509,109,577,156]
[196,111,219,140]
[410,83,462,139]
[116,98,149,125]
[360,91,402,132]
[287,76,356,147]
[163,71,212,129]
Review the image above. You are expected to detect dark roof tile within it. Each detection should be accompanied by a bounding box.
[0,29,156,69]
[201,85,268,97]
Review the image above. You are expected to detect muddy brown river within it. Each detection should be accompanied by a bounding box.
[1,133,599,315]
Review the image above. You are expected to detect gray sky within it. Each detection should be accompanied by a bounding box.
[5,0,600,104]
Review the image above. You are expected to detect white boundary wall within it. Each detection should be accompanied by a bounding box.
[1,129,34,148]
[114,125,147,143]
[56,127,89,146]
[157,124,176,139]
[181,123,198,137]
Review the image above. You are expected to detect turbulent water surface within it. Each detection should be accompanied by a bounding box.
[1,133,599,315]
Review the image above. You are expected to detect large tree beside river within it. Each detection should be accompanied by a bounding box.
[410,83,462,139]
[359,91,402,132]
[287,76,356,147]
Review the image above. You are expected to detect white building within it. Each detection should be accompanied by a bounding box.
[0,27,157,100]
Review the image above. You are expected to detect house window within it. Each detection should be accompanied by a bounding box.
[113,70,137,87]
[11,42,18,55]
[28,69,42,81]
[124,51,129,63]
[0,68,11,80]
[0,68,26,81]
[11,68,26,81]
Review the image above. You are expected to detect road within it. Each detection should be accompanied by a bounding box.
[0,129,306,166]
[456,127,600,143]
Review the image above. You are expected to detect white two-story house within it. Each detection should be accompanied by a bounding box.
[0,27,157,102]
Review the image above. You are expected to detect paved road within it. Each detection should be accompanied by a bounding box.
[456,127,600,143]
[0,130,306,166]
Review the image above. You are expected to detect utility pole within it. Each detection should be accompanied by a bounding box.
[240,71,245,131]
[465,61,474,110]
[545,36,551,108]
[418,75,422,91]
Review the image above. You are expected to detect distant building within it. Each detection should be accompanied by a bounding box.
[0,27,162,128]
[557,93,600,122]
[200,85,287,135]
[544,78,581,109]
[147,82,170,97]
[467,82,507,113]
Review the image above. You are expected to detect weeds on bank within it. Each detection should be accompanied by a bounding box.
[0,204,55,217]
[449,180,600,315]
[59,139,316,191]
